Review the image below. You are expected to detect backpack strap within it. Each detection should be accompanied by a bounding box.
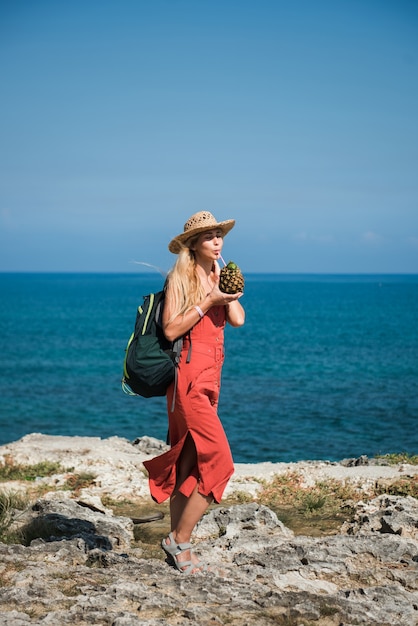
[170,369,178,414]
[169,331,192,413]
[185,331,192,363]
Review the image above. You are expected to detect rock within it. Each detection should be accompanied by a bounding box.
[195,502,293,543]
[340,454,370,467]
[2,434,418,502]
[1,500,418,625]
[0,500,418,625]
[1,434,418,625]
[341,494,418,540]
[0,613,32,626]
[132,435,169,456]
[10,497,134,550]
[0,433,153,501]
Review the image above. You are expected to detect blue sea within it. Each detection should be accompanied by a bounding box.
[1,273,417,463]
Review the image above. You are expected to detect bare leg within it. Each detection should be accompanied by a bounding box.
[171,485,212,544]
[165,434,213,570]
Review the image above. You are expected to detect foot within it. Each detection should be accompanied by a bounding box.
[161,532,207,574]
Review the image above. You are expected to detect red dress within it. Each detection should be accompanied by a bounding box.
[143,305,234,504]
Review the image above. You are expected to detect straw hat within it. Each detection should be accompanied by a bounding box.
[168,211,235,254]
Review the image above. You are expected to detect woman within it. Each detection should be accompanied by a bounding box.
[143,211,245,574]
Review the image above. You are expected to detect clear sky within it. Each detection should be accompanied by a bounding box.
[1,0,417,274]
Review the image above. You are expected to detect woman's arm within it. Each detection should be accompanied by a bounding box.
[162,282,243,341]
[226,299,245,327]
[162,288,212,341]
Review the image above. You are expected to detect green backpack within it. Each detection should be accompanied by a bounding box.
[122,290,188,400]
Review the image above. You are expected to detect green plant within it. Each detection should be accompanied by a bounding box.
[375,452,418,465]
[297,479,362,517]
[0,457,63,482]
[61,472,97,495]
[298,489,327,514]
[258,474,361,516]
[228,490,253,504]
[258,472,304,508]
[375,476,418,498]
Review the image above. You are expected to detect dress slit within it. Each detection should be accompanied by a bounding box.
[143,306,234,504]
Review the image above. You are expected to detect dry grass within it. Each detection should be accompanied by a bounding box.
[0,460,96,543]
[0,490,29,542]
[250,473,361,535]
[375,474,418,498]
[61,472,97,495]
[257,473,360,514]
[0,454,417,543]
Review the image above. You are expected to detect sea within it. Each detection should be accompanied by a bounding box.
[1,273,417,464]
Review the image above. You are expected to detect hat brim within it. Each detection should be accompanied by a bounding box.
[168,219,235,254]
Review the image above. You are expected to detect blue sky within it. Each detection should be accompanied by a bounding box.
[1,0,417,273]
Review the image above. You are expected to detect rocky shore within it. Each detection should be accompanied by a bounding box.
[0,433,418,626]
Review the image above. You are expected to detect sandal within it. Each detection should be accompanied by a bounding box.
[161,532,208,575]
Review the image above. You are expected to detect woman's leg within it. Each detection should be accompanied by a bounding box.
[171,486,212,544]
[165,434,213,569]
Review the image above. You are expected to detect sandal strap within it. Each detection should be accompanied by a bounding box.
[179,560,208,575]
[161,532,192,557]
[161,532,207,574]
[180,561,197,575]
[175,541,192,553]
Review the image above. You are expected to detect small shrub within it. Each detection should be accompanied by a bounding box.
[375,476,418,498]
[258,472,304,509]
[375,452,418,465]
[0,456,63,482]
[258,474,361,517]
[62,472,97,495]
[229,490,253,504]
[298,490,327,514]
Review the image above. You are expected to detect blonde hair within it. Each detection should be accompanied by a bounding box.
[166,238,207,323]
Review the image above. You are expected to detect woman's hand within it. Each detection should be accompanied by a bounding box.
[212,260,245,326]
[162,260,245,340]
[208,261,243,306]
[208,282,243,306]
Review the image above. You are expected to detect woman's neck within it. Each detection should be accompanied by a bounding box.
[196,262,214,293]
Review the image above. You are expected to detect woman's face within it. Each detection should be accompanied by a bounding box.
[193,229,224,262]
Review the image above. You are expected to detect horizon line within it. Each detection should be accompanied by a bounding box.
[1,270,417,276]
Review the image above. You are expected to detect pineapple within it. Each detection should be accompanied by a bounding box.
[219,261,245,294]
